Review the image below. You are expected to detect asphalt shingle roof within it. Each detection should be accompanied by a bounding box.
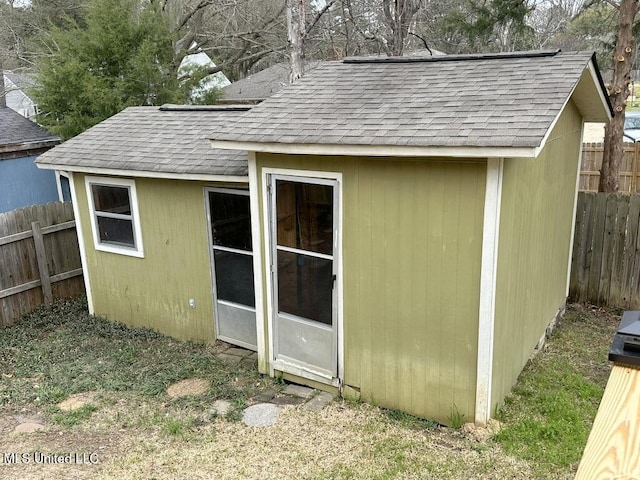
[221,62,323,102]
[36,106,249,176]
[210,50,602,149]
[0,106,58,148]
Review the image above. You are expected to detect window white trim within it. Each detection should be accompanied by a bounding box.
[85,176,144,258]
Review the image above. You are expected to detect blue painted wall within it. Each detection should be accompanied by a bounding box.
[0,155,59,213]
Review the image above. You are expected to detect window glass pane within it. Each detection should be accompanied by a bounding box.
[92,185,131,214]
[209,192,252,251]
[97,216,135,247]
[276,181,333,255]
[277,250,332,325]
[214,250,255,307]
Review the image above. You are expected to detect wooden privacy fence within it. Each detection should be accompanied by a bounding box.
[569,192,640,308]
[580,142,640,193]
[0,202,84,326]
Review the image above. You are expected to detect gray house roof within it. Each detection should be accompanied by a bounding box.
[220,62,322,103]
[210,50,611,158]
[0,106,59,156]
[36,105,250,178]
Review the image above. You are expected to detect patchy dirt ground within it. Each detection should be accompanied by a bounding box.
[0,401,536,480]
[0,300,618,479]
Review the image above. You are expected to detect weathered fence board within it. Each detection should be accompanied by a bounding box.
[0,202,84,326]
[570,192,640,308]
[580,143,640,193]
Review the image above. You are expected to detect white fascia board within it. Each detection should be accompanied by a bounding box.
[68,173,94,314]
[248,152,268,374]
[36,163,248,183]
[533,59,612,158]
[210,140,537,159]
[588,60,613,122]
[475,157,504,425]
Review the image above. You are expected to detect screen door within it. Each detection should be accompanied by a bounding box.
[270,175,338,380]
[208,188,257,350]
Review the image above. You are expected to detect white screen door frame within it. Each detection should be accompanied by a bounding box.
[263,169,343,387]
[205,186,257,350]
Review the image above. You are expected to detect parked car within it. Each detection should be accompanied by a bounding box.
[624,111,640,142]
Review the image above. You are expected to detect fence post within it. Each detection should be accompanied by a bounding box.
[31,221,53,308]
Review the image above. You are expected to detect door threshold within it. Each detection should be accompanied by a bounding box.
[273,357,339,388]
[277,371,340,395]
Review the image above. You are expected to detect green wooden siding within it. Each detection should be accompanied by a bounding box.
[74,174,217,341]
[256,154,486,424]
[492,100,583,411]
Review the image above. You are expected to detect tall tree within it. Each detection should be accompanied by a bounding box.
[343,0,425,56]
[441,0,535,53]
[383,0,424,55]
[287,0,306,81]
[600,0,640,192]
[32,0,200,139]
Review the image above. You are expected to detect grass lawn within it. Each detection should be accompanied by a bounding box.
[0,299,619,479]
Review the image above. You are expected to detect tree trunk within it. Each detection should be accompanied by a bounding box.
[600,0,639,193]
[287,0,305,82]
[383,0,423,56]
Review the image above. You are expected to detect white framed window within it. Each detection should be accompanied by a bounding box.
[85,176,144,258]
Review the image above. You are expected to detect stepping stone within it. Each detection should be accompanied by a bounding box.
[166,378,209,398]
[14,422,45,433]
[283,384,315,400]
[242,403,279,427]
[57,392,97,411]
[211,400,231,416]
[270,395,305,406]
[303,392,334,411]
[217,353,243,364]
[225,347,253,358]
[252,388,276,403]
[247,352,258,360]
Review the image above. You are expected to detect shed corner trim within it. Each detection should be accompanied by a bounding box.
[475,157,504,424]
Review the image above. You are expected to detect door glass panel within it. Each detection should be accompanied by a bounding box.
[277,250,333,325]
[210,192,252,251]
[214,250,255,307]
[276,181,333,255]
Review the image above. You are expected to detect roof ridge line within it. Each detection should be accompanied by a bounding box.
[159,104,252,112]
[343,49,561,65]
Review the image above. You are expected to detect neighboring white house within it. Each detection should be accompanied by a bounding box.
[178,52,230,103]
[3,71,38,120]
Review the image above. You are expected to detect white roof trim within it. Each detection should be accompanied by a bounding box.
[210,140,538,159]
[588,60,613,122]
[36,163,248,183]
[533,59,611,157]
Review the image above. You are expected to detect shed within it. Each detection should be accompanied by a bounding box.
[37,50,611,425]
[36,105,252,342]
[0,106,60,213]
[209,49,611,424]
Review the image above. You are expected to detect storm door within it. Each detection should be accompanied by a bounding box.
[207,188,257,350]
[269,175,339,382]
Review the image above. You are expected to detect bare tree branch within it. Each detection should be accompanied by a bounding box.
[303,0,338,39]
[408,31,432,54]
